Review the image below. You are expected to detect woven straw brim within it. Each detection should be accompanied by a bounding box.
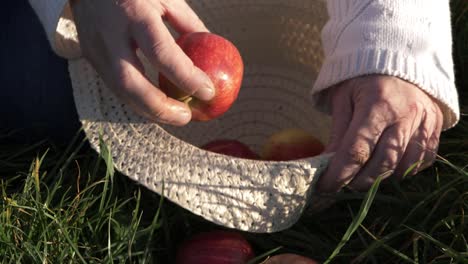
[69,0,331,233]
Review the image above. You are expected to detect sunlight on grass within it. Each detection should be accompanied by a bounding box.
[0,137,166,263]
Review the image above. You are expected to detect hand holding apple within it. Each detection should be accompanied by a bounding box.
[261,128,325,161]
[72,0,216,126]
[159,32,244,121]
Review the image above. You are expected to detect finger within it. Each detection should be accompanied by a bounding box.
[99,41,193,125]
[393,134,428,180]
[349,102,423,190]
[324,86,353,153]
[394,104,443,178]
[347,125,405,191]
[161,0,209,34]
[418,108,443,172]
[131,14,215,101]
[317,104,392,193]
[419,129,441,171]
[393,121,431,179]
[349,117,421,191]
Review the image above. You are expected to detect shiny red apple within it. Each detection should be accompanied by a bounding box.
[175,230,255,264]
[264,253,319,264]
[261,128,325,161]
[159,32,244,121]
[201,139,259,159]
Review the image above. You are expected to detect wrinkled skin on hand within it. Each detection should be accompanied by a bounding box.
[318,75,443,192]
[71,0,215,125]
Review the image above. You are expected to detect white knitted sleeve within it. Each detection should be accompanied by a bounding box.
[28,0,81,58]
[311,0,460,130]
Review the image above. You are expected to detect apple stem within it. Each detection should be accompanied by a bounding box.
[181,96,193,105]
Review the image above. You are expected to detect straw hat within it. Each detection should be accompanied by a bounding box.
[69,0,332,233]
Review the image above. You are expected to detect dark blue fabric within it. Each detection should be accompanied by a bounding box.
[0,1,81,144]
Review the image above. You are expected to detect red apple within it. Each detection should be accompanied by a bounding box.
[261,128,325,161]
[264,254,319,264]
[201,139,259,159]
[175,230,255,264]
[159,32,244,121]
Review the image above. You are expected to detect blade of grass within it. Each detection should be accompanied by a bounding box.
[98,135,115,213]
[413,235,419,264]
[400,177,465,226]
[48,128,87,180]
[405,226,468,263]
[354,226,416,264]
[347,204,378,264]
[421,187,461,228]
[32,150,50,203]
[323,172,386,264]
[107,207,114,264]
[127,189,142,261]
[48,213,87,264]
[2,140,47,161]
[142,183,165,261]
[436,156,468,178]
[354,227,378,264]
[50,137,88,184]
[246,246,282,264]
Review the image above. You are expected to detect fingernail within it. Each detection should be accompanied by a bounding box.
[193,71,215,101]
[172,105,192,125]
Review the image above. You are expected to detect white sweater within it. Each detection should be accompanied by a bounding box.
[28,0,460,130]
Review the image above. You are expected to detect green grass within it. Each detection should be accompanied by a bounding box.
[1,1,467,263]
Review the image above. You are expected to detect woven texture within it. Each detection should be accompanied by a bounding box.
[69,0,331,233]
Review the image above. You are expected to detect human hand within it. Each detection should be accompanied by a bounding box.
[317,75,443,192]
[71,0,215,125]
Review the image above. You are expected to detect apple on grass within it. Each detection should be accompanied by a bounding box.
[159,32,244,121]
[201,139,259,159]
[175,230,255,264]
[261,128,325,161]
[264,253,319,264]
